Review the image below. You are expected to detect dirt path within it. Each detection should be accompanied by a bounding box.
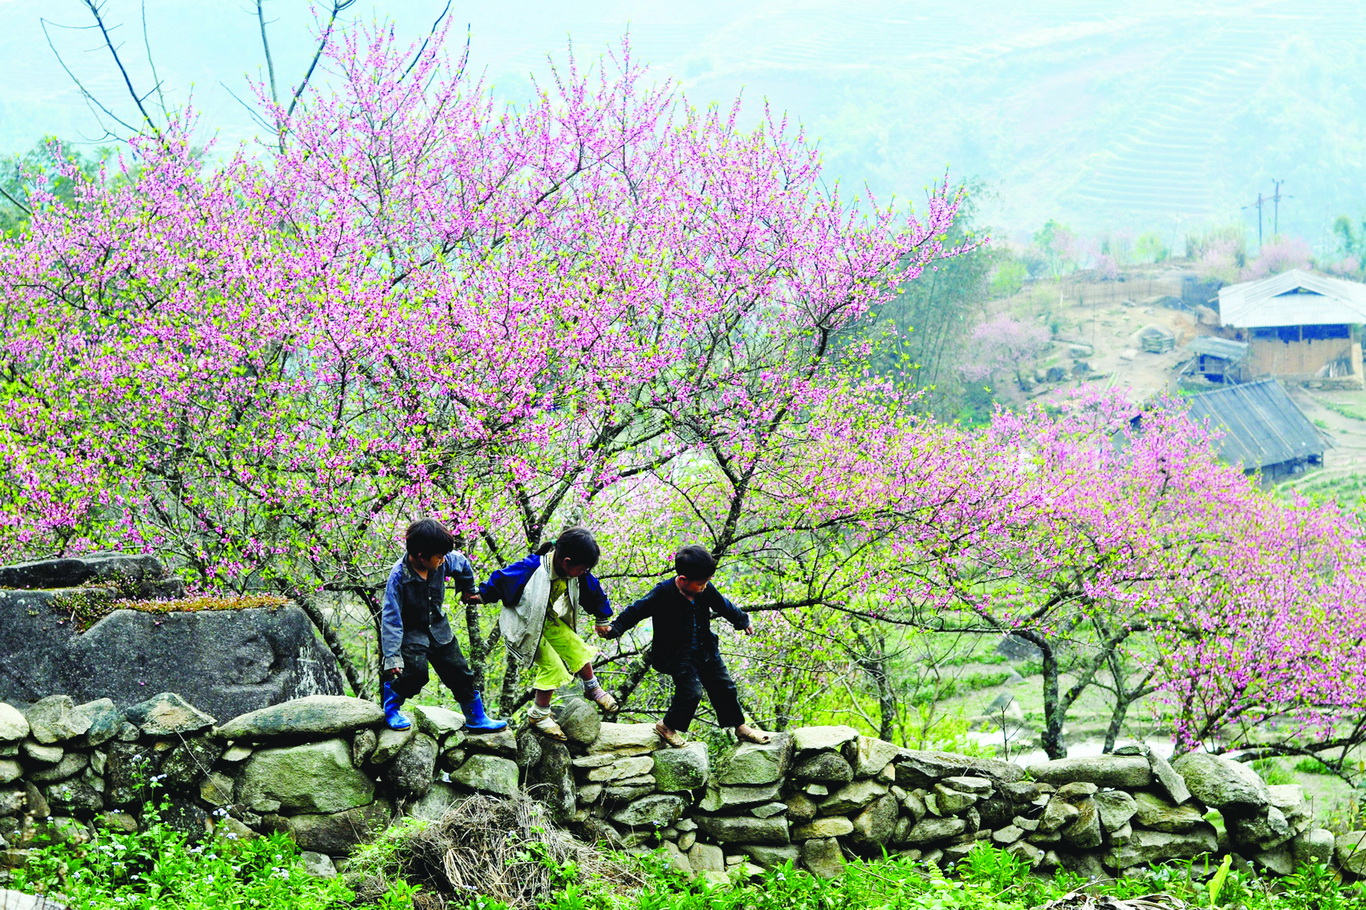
[1281,388,1366,501]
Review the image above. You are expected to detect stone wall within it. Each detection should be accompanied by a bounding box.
[1,692,1361,883]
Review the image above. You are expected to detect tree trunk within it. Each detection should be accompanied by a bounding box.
[1039,643,1067,759]
[295,592,368,698]
[464,596,487,691]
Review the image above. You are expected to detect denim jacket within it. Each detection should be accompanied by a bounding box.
[380,552,477,672]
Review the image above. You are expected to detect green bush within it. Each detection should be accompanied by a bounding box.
[1251,757,1295,786]
[10,801,353,909]
[1294,756,1335,775]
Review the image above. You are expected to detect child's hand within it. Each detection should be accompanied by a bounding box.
[594,623,613,639]
[386,666,403,679]
[739,622,755,636]
[461,592,483,604]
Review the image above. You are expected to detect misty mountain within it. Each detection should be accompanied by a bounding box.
[1,0,1362,246]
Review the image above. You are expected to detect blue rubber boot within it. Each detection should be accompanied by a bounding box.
[381,679,411,731]
[460,692,508,733]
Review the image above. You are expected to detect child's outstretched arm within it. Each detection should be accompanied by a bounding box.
[472,552,541,606]
[379,570,406,674]
[600,588,657,639]
[578,573,613,621]
[445,552,479,601]
[714,592,753,634]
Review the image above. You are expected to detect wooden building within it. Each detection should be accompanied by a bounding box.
[1183,379,1326,482]
[1185,336,1249,384]
[1216,269,1366,389]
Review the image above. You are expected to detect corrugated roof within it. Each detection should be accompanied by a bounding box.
[1188,337,1249,361]
[1183,379,1325,469]
[1218,269,1366,328]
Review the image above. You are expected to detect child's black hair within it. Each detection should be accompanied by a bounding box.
[674,545,717,580]
[535,526,601,569]
[405,519,456,558]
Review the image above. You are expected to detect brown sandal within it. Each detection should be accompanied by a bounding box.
[736,724,772,745]
[654,721,688,748]
[528,713,568,741]
[587,688,619,714]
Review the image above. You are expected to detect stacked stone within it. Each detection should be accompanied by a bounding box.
[1,692,217,864]
[1169,752,1333,875]
[0,693,526,879]
[5,689,1365,885]
[1014,748,1334,878]
[561,723,1029,882]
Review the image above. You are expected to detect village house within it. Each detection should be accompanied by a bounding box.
[1182,379,1326,482]
[1214,269,1366,389]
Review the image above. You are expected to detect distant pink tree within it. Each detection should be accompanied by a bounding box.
[960,314,1051,389]
[1242,235,1314,279]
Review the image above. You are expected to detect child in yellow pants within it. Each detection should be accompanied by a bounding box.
[473,527,617,740]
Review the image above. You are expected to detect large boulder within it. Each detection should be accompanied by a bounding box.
[654,742,709,792]
[387,733,439,797]
[0,705,29,743]
[0,557,343,722]
[0,554,165,591]
[1106,827,1218,869]
[792,726,859,755]
[1131,791,1207,833]
[264,800,392,854]
[521,732,576,822]
[126,692,216,736]
[894,751,1025,787]
[718,735,791,785]
[23,697,91,744]
[1171,752,1270,812]
[612,794,686,828]
[449,754,519,797]
[695,815,789,846]
[1028,755,1151,789]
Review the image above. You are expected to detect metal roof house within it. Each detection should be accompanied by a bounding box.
[1183,379,1326,481]
[1215,269,1366,389]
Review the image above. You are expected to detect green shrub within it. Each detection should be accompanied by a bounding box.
[959,671,1011,691]
[11,808,353,909]
[1293,756,1335,775]
[1251,757,1295,786]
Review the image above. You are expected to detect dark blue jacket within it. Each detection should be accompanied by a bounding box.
[607,579,750,673]
[477,553,613,620]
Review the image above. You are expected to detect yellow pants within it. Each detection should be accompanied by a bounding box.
[531,614,597,691]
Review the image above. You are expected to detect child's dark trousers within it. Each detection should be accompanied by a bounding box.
[392,636,476,703]
[664,651,744,731]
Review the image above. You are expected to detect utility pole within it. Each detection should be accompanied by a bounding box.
[1269,179,1292,236]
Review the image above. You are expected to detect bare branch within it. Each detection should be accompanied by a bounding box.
[78,0,163,137]
[256,0,280,106]
[286,0,361,121]
[140,0,167,117]
[40,17,138,138]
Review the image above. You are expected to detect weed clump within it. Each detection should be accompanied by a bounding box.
[346,794,648,910]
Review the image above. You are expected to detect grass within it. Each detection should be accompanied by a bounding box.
[12,793,1366,910]
[1321,398,1366,422]
[8,797,355,909]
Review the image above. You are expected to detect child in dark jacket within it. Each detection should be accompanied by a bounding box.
[473,527,618,741]
[598,545,770,747]
[380,519,507,733]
